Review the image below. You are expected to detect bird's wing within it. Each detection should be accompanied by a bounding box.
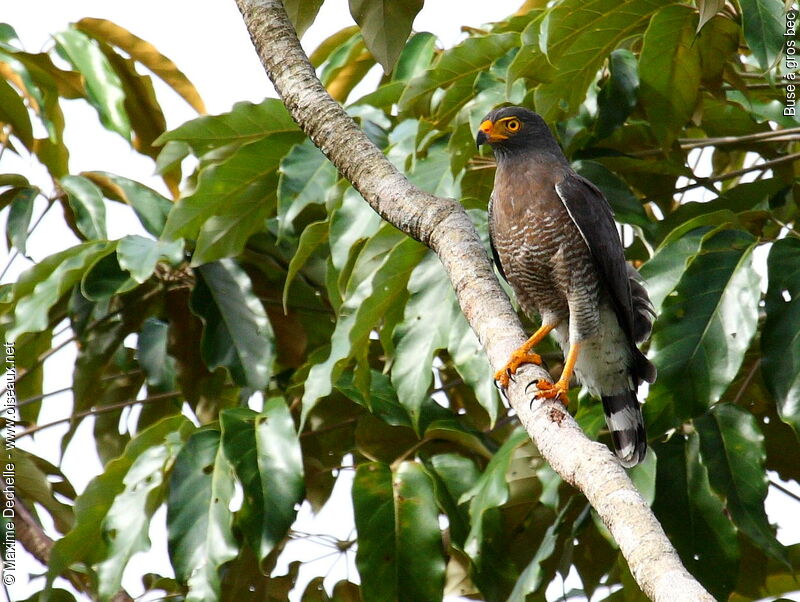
[487,194,508,283]
[554,172,635,340]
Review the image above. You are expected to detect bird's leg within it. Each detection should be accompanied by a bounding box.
[535,341,580,406]
[494,323,556,388]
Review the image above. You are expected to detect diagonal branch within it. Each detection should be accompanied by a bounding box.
[232,1,713,600]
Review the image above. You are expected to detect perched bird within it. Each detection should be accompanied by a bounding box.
[476,106,656,467]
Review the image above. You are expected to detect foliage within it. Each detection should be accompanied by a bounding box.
[2,1,798,600]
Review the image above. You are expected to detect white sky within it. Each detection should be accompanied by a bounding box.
[3,1,799,601]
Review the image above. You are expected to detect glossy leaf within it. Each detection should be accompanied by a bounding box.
[163,131,304,265]
[302,230,426,421]
[648,229,760,418]
[5,186,38,255]
[95,429,185,599]
[392,32,437,82]
[0,76,33,149]
[353,461,445,602]
[156,98,298,157]
[349,0,424,73]
[283,0,324,37]
[283,220,329,312]
[220,402,304,565]
[53,28,130,139]
[594,49,638,140]
[639,226,710,313]
[191,259,274,389]
[696,404,790,566]
[638,5,701,146]
[738,0,784,70]
[167,429,238,601]
[651,432,739,600]
[117,234,183,283]
[392,252,496,429]
[696,0,725,32]
[762,238,800,437]
[400,33,517,115]
[84,171,173,237]
[277,139,338,237]
[137,318,177,391]
[60,175,108,240]
[46,416,192,589]
[532,0,667,120]
[75,18,205,113]
[7,242,113,339]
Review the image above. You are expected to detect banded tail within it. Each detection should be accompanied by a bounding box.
[602,390,647,467]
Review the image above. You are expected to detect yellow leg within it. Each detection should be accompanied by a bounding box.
[535,341,581,406]
[494,323,556,388]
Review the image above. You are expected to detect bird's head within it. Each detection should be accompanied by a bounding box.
[475,106,555,156]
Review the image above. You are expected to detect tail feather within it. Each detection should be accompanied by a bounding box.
[602,390,647,468]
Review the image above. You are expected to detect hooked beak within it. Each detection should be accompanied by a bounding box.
[476,119,503,148]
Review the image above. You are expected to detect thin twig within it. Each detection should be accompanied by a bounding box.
[17,391,182,438]
[670,152,800,195]
[770,479,800,504]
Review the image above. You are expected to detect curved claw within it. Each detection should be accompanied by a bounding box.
[532,379,570,406]
[493,351,542,389]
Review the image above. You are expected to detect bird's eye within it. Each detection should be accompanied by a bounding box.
[506,118,520,132]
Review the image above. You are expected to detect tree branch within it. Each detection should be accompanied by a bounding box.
[233,1,713,600]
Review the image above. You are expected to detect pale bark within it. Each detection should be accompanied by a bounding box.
[233,1,714,600]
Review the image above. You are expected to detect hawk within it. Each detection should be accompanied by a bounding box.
[476,106,656,467]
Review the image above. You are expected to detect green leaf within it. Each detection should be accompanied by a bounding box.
[652,431,739,600]
[400,33,517,115]
[117,234,183,283]
[696,0,725,32]
[283,0,324,37]
[738,0,784,70]
[156,98,298,156]
[163,131,303,265]
[85,172,173,237]
[392,252,496,429]
[353,461,445,602]
[508,499,576,601]
[462,429,528,559]
[138,318,177,391]
[277,139,338,238]
[697,404,790,567]
[532,0,667,120]
[639,226,710,313]
[81,246,138,301]
[220,402,304,565]
[349,0,424,73]
[424,454,481,548]
[191,259,274,389]
[762,238,800,437]
[638,4,701,146]
[392,32,437,82]
[95,427,187,599]
[283,220,329,312]
[648,229,760,418]
[0,76,33,149]
[53,28,130,139]
[75,17,205,114]
[7,241,113,340]
[302,229,426,421]
[5,186,38,255]
[167,429,238,601]
[594,49,639,140]
[47,416,191,589]
[60,175,108,240]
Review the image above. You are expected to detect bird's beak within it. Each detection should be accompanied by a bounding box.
[476,119,502,148]
[476,127,490,148]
